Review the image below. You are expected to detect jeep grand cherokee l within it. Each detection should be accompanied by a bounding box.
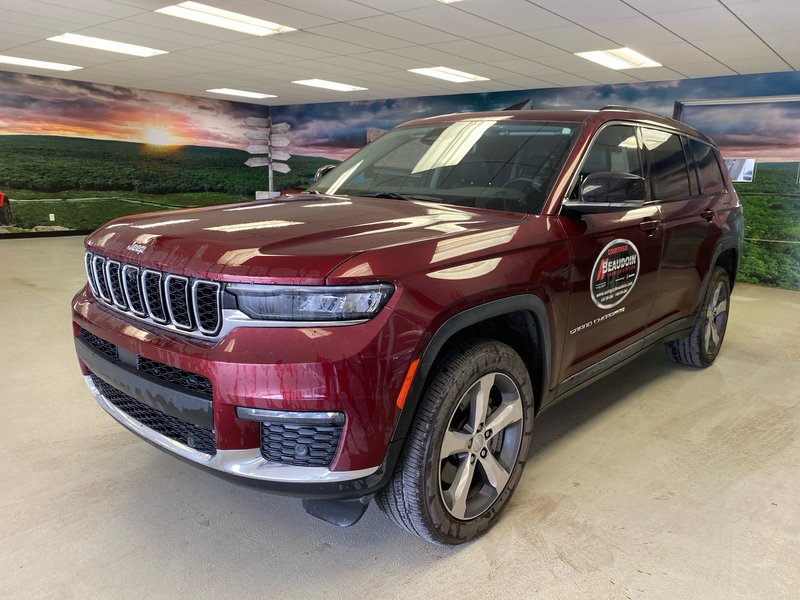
[72,107,742,544]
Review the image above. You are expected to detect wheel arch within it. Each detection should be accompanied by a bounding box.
[390,295,552,446]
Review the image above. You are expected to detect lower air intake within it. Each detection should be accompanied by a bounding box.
[260,421,343,467]
[91,373,216,455]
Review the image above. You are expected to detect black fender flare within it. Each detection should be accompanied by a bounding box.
[694,233,741,315]
[389,294,553,446]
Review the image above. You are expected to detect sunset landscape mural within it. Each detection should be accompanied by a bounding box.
[0,69,797,288]
[0,71,264,148]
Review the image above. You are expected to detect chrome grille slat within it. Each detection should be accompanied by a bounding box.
[165,274,193,330]
[105,260,128,310]
[142,269,168,324]
[122,265,146,317]
[84,253,98,297]
[84,252,221,339]
[193,281,222,335]
[92,255,111,302]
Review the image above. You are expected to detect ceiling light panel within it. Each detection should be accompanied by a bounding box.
[155,2,296,36]
[408,66,490,82]
[0,54,82,71]
[575,47,661,70]
[47,33,168,57]
[206,88,277,99]
[292,79,367,92]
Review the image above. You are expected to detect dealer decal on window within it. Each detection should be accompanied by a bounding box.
[591,239,640,309]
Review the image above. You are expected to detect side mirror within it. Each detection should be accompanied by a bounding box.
[314,164,337,182]
[564,171,647,214]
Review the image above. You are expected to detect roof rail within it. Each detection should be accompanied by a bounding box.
[600,105,669,120]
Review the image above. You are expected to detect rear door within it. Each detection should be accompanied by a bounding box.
[557,124,663,383]
[644,130,725,325]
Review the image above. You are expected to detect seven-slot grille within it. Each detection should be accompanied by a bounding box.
[85,252,221,336]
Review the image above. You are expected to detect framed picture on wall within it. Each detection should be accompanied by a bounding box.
[724,158,757,182]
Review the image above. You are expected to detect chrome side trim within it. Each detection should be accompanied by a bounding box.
[85,375,378,483]
[236,407,345,425]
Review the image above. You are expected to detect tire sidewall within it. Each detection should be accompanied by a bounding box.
[418,342,535,544]
[697,268,731,366]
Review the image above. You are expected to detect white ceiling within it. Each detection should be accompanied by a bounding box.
[0,0,797,105]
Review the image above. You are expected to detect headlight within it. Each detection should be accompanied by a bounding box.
[227,283,394,322]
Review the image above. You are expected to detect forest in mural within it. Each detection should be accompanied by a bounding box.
[0,69,798,288]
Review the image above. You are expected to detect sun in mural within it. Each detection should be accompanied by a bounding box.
[142,125,178,147]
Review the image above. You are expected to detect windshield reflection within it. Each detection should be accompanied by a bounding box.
[312,120,579,215]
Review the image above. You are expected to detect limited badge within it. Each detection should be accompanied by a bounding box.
[591,239,640,309]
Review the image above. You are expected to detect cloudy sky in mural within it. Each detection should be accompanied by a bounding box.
[0,71,264,149]
[274,71,800,162]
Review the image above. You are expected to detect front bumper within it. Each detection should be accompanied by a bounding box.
[84,376,390,497]
[73,286,421,498]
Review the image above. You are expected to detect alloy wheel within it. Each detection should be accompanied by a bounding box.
[704,280,728,355]
[438,372,524,520]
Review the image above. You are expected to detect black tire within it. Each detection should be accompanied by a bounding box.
[376,338,535,545]
[666,266,731,368]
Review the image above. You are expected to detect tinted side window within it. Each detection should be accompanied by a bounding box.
[688,138,726,195]
[570,124,644,199]
[641,128,691,201]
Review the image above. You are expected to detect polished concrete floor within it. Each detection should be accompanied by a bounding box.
[2,236,799,600]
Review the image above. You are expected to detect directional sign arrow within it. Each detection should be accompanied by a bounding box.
[272,162,291,174]
[270,134,291,147]
[244,116,270,128]
[246,144,269,154]
[271,150,291,162]
[271,122,291,134]
[245,157,270,168]
[244,129,269,140]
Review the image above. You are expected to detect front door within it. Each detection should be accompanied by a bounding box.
[556,124,663,383]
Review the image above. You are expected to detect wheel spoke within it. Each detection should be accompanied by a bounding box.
[440,429,471,459]
[704,321,712,352]
[479,451,511,492]
[715,298,727,316]
[484,399,523,437]
[446,458,476,519]
[710,322,720,346]
[468,373,494,431]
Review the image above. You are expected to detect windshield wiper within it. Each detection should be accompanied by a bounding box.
[360,191,442,202]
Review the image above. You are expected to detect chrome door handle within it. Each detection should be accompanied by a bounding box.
[639,218,661,233]
[701,209,715,222]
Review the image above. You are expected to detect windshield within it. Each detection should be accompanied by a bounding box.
[311,118,579,214]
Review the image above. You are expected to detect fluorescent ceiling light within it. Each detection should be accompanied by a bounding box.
[408,66,490,83]
[155,2,296,36]
[436,0,464,3]
[0,54,82,71]
[206,88,276,99]
[292,79,367,92]
[575,47,661,70]
[47,33,167,57]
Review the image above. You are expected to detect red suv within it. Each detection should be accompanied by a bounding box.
[72,107,742,544]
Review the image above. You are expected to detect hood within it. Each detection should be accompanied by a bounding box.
[85,194,526,283]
